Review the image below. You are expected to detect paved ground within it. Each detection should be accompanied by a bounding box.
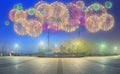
[0,56,120,74]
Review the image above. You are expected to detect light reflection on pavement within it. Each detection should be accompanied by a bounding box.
[0,56,120,74]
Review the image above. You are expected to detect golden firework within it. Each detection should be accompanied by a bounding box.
[14,19,27,36]
[9,9,16,22]
[62,25,79,32]
[86,4,107,19]
[14,11,27,23]
[101,14,114,31]
[75,0,85,8]
[86,15,101,33]
[48,2,69,30]
[26,19,43,37]
[35,2,53,23]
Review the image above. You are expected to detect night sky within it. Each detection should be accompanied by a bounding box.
[0,0,120,53]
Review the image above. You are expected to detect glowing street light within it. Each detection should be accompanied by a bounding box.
[99,43,107,53]
[39,41,45,50]
[114,46,118,53]
[14,43,19,55]
[39,41,44,47]
[114,46,118,50]
[76,42,80,46]
[14,43,19,49]
[100,43,106,49]
[55,44,58,48]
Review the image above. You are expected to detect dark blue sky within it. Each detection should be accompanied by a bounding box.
[0,0,120,53]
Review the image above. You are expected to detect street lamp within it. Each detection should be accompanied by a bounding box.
[14,43,19,56]
[14,43,19,49]
[99,43,107,54]
[39,41,45,50]
[38,41,45,54]
[55,44,58,48]
[100,43,106,49]
[114,46,118,50]
[39,41,44,47]
[114,46,118,54]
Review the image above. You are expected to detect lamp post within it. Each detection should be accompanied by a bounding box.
[14,43,19,56]
[39,41,45,52]
[114,46,118,54]
[48,31,50,50]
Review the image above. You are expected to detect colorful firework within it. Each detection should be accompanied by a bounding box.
[9,9,17,22]
[105,1,112,9]
[9,1,115,37]
[62,25,79,32]
[13,3,23,12]
[62,1,85,32]
[62,19,80,32]
[14,11,27,23]
[85,4,107,19]
[35,2,53,21]
[28,8,36,16]
[75,0,85,8]
[49,2,69,31]
[93,3,100,11]
[67,2,83,23]
[5,20,10,26]
[14,19,27,36]
[101,14,114,31]
[85,15,101,33]
[26,19,43,37]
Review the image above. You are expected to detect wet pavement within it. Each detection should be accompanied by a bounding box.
[0,56,120,74]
